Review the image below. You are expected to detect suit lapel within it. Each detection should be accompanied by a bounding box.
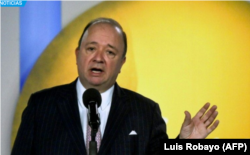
[56,79,86,155]
[99,83,131,154]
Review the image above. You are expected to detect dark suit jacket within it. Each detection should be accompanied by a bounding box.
[11,79,168,155]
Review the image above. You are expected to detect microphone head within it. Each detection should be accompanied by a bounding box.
[82,88,102,108]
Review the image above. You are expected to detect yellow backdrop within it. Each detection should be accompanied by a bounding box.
[12,1,250,146]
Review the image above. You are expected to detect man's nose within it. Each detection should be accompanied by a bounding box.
[93,50,104,63]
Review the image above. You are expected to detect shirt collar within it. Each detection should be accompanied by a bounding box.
[76,78,114,111]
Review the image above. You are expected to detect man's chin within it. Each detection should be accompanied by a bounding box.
[89,81,103,86]
[87,81,104,89]
[88,81,114,93]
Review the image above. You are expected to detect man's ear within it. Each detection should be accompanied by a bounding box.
[122,57,126,65]
[75,47,79,55]
[75,48,79,64]
[119,57,126,73]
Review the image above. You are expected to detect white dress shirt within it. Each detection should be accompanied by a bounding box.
[76,78,114,144]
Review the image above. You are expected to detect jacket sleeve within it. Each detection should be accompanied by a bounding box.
[147,103,168,155]
[11,94,36,155]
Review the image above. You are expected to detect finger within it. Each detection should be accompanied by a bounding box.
[201,105,218,123]
[204,110,219,127]
[193,102,210,119]
[182,111,192,128]
[207,120,220,134]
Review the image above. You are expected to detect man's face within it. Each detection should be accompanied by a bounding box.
[75,23,126,93]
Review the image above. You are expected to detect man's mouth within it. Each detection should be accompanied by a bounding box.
[91,68,103,73]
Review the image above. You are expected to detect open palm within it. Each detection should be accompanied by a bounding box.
[179,102,219,139]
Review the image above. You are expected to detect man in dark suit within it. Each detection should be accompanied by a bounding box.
[11,17,219,155]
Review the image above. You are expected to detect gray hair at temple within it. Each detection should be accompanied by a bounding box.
[76,17,127,58]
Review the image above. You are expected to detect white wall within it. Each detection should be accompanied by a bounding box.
[1,1,102,154]
[1,7,20,155]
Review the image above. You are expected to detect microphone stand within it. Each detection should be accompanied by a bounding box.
[89,128,98,155]
[88,103,100,155]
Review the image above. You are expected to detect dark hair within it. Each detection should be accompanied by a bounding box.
[76,17,127,57]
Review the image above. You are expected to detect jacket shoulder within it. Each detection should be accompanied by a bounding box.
[119,87,159,107]
[33,80,75,95]
[28,80,76,105]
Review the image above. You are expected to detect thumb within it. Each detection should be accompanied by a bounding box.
[182,111,192,128]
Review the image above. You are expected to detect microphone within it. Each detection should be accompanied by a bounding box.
[83,88,102,132]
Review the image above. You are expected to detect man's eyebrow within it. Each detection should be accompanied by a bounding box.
[85,42,119,52]
[107,44,119,52]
